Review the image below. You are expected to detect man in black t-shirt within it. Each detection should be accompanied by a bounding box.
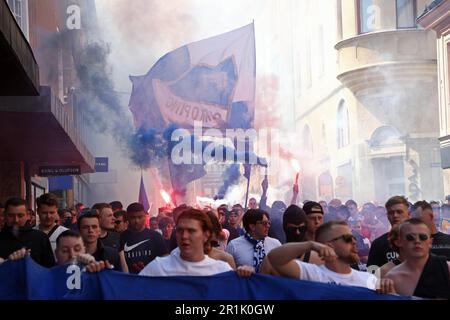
[120,203,168,274]
[92,203,121,251]
[412,200,450,260]
[78,210,122,271]
[367,196,411,268]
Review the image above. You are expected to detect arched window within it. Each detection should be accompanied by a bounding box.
[337,100,349,148]
[369,125,402,147]
[303,125,313,155]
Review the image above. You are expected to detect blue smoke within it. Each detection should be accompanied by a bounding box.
[216,164,241,199]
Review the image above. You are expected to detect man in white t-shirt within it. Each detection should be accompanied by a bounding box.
[140,208,254,277]
[35,193,67,259]
[268,220,396,294]
[227,209,281,271]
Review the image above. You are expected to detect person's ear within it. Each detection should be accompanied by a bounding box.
[203,230,211,244]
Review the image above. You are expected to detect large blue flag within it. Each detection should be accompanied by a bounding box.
[129,23,256,130]
[0,257,411,300]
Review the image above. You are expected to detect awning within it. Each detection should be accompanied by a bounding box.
[0,86,95,174]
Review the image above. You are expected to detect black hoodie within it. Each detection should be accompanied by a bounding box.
[0,224,55,268]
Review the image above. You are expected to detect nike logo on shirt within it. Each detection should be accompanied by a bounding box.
[124,239,150,252]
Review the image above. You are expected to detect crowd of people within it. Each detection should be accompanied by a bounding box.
[0,180,449,299]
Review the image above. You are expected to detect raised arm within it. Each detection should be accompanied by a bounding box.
[290,182,299,205]
[259,176,268,210]
[268,241,337,279]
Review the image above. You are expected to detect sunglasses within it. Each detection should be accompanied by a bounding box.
[114,220,122,225]
[405,233,429,242]
[257,221,271,227]
[330,234,356,243]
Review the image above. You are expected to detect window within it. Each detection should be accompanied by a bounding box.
[337,100,350,148]
[396,0,417,28]
[6,0,28,39]
[359,0,381,33]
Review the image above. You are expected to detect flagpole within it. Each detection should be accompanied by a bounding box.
[244,166,251,210]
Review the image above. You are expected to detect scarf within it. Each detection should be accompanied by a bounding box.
[244,232,266,272]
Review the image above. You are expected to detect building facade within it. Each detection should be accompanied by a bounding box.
[295,0,443,204]
[418,0,450,196]
[0,0,96,209]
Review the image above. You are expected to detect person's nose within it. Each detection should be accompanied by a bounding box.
[68,249,76,260]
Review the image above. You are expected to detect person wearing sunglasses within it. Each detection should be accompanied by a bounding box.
[227,209,281,272]
[113,210,128,233]
[385,218,450,299]
[411,200,450,260]
[267,220,395,294]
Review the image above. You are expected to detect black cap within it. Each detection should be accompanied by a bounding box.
[303,201,324,215]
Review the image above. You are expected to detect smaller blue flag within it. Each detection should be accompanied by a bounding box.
[138,174,150,213]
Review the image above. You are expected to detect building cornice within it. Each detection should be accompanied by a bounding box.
[417,0,450,36]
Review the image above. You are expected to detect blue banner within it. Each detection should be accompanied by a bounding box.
[0,257,411,300]
[48,176,73,191]
[95,157,109,172]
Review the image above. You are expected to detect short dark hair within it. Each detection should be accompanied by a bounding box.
[36,193,58,209]
[109,201,123,211]
[345,199,357,207]
[58,208,71,220]
[315,220,348,243]
[335,205,350,220]
[158,216,174,230]
[126,202,145,214]
[399,218,429,237]
[4,197,27,212]
[113,210,126,219]
[385,196,409,211]
[77,210,100,229]
[242,209,270,232]
[56,229,82,246]
[92,203,111,212]
[150,217,158,223]
[412,201,432,212]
